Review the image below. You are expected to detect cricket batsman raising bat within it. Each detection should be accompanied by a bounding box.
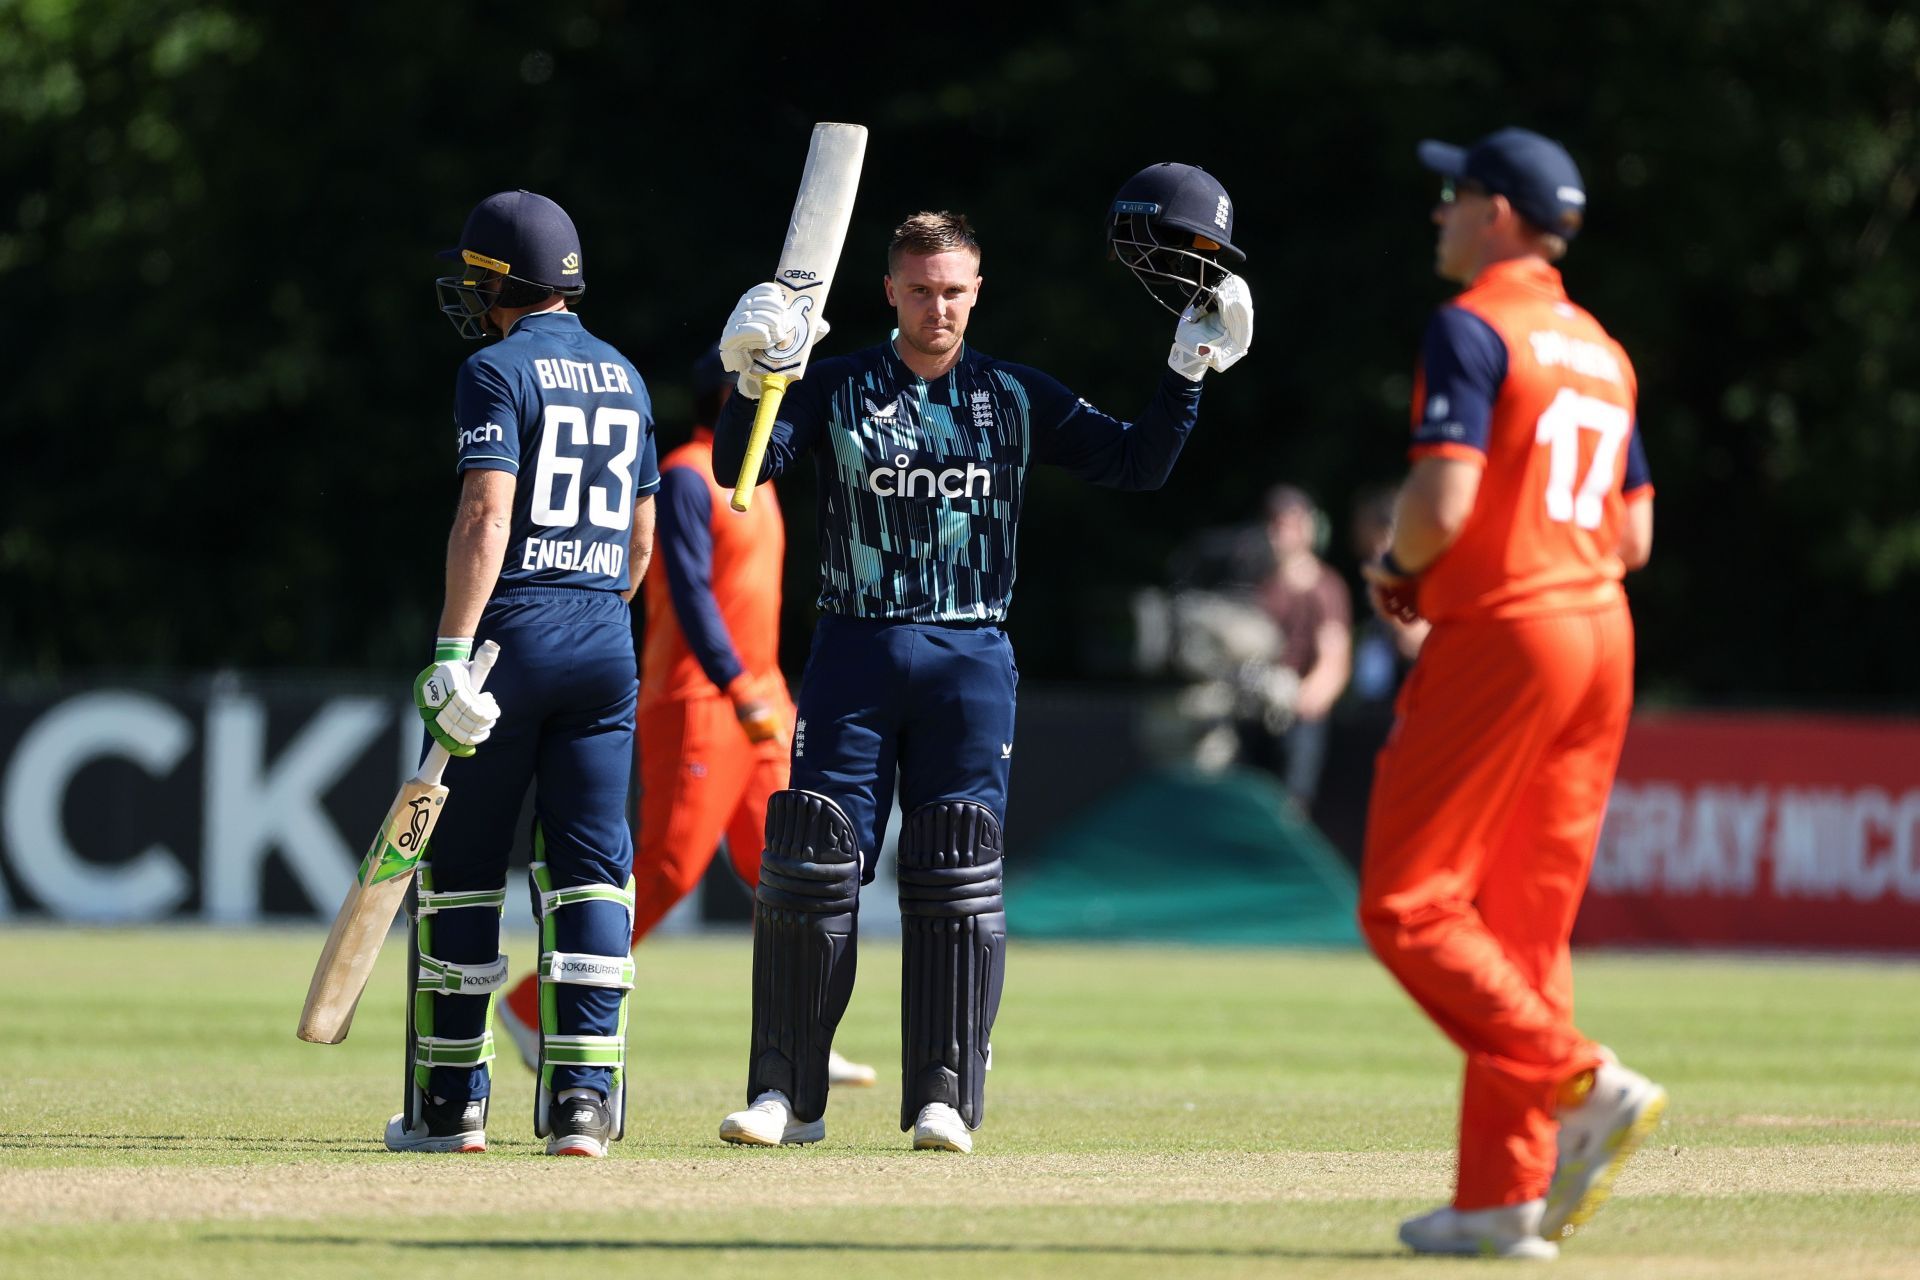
[722,121,867,512]
[708,163,1251,1154]
[298,639,501,1045]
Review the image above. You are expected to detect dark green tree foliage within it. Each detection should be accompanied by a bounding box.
[2,1,1915,703]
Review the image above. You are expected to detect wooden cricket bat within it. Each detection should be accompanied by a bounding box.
[296,639,500,1044]
[730,121,868,513]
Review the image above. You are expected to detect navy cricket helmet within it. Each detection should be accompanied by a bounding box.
[1108,163,1244,317]
[436,190,586,340]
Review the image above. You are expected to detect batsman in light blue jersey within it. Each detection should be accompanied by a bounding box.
[385,190,659,1159]
[711,190,1254,1153]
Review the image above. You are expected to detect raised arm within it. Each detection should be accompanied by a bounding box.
[1028,366,1205,491]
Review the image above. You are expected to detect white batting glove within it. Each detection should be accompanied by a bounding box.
[718,283,829,398]
[412,640,501,757]
[1169,273,1254,381]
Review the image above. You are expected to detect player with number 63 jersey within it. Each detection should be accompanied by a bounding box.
[1358,129,1666,1260]
[381,189,660,1161]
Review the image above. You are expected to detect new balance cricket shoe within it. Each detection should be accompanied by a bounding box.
[719,1091,825,1146]
[383,1096,487,1153]
[546,1091,615,1158]
[498,975,541,1072]
[828,1049,878,1088]
[1543,1053,1668,1239]
[1398,1200,1559,1260]
[911,1102,972,1153]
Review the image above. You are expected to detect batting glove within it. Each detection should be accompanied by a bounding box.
[413,638,502,757]
[718,283,829,398]
[1169,273,1254,381]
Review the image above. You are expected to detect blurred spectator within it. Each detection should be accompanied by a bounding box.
[1239,485,1352,806]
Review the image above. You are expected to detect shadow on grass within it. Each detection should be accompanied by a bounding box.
[214,1236,1399,1262]
[0,1132,372,1152]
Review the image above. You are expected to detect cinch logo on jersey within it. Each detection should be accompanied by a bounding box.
[868,451,996,499]
[1527,331,1624,385]
[521,537,626,577]
[532,358,636,394]
[458,422,505,449]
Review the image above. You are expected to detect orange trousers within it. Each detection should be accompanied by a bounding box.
[1359,602,1633,1208]
[503,688,791,1032]
[629,689,793,941]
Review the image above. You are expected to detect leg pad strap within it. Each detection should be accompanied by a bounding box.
[416,954,509,996]
[541,952,636,990]
[415,1032,496,1068]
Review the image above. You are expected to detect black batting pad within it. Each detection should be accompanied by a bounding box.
[748,789,862,1123]
[898,800,1007,1131]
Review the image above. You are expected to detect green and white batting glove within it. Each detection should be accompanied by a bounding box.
[1169,273,1254,381]
[413,637,501,757]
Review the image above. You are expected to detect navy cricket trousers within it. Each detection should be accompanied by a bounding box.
[424,586,637,1101]
[790,612,1019,880]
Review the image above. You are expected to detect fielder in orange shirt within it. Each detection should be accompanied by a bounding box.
[1359,128,1666,1260]
[500,350,873,1088]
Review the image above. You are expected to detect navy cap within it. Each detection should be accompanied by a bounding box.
[1417,128,1587,239]
[440,189,585,292]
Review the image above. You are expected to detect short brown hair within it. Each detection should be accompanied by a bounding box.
[887,211,980,272]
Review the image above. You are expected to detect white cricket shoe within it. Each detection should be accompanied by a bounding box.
[383,1096,487,1153]
[1398,1200,1559,1260]
[911,1101,972,1153]
[827,1049,878,1088]
[1544,1052,1668,1239]
[719,1090,825,1146]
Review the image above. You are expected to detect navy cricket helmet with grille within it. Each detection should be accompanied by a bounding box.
[436,189,586,339]
[1108,163,1244,317]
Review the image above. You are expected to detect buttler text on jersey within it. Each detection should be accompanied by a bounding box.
[532,358,637,395]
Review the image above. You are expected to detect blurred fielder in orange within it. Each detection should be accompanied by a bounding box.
[501,350,873,1089]
[1360,128,1665,1260]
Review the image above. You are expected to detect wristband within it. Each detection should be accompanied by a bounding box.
[434,636,475,662]
[1380,550,1419,579]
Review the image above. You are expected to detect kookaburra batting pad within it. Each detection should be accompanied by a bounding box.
[399,869,507,1136]
[898,800,1006,1131]
[749,788,862,1124]
[530,859,635,1141]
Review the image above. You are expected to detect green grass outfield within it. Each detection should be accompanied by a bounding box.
[2,928,1917,1278]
